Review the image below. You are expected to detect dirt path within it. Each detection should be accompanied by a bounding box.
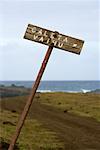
[27,102,100,150]
[1,100,100,150]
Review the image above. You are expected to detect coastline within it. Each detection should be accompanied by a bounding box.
[0,83,100,98]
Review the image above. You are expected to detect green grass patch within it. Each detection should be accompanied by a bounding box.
[0,110,64,150]
[37,92,100,121]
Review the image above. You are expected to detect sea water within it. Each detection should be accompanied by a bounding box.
[0,81,100,93]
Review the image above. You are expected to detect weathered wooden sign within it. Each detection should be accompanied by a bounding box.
[24,24,84,54]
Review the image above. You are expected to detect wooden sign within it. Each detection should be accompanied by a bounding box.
[24,24,84,54]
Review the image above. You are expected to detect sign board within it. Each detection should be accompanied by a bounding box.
[24,24,84,54]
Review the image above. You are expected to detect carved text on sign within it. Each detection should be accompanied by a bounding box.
[24,24,84,54]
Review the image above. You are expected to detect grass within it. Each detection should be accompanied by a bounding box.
[0,110,64,150]
[36,92,100,122]
[1,91,100,122]
[0,92,100,149]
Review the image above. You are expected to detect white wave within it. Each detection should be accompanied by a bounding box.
[81,89,91,93]
[37,89,92,93]
[37,90,52,93]
[37,90,80,93]
[66,91,80,93]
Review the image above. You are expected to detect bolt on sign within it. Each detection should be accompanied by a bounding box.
[24,24,84,54]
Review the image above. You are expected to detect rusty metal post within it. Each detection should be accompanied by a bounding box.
[8,44,54,150]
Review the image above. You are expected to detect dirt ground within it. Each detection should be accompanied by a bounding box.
[1,97,100,150]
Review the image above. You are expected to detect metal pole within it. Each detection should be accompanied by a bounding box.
[8,44,54,150]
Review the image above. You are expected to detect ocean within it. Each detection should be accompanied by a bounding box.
[0,81,100,93]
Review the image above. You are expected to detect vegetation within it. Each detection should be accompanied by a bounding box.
[0,91,100,149]
[0,86,30,98]
[0,110,64,150]
[38,92,100,121]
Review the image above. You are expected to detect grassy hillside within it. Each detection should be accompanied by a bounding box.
[0,85,30,98]
[37,92,100,121]
[0,110,64,150]
[0,92,100,149]
[1,92,100,121]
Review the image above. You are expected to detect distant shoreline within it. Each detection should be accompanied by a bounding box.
[0,85,100,99]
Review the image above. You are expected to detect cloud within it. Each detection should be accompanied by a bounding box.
[0,0,99,80]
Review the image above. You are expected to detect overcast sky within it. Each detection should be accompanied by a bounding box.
[0,0,99,80]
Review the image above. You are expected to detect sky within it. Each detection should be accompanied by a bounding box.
[0,0,100,81]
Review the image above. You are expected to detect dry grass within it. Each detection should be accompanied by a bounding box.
[0,92,100,149]
[0,110,64,150]
[36,92,100,121]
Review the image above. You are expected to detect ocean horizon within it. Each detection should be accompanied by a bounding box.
[0,80,100,93]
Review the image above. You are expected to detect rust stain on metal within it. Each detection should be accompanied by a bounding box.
[24,24,84,54]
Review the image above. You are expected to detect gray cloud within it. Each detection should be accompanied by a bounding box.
[0,0,99,80]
